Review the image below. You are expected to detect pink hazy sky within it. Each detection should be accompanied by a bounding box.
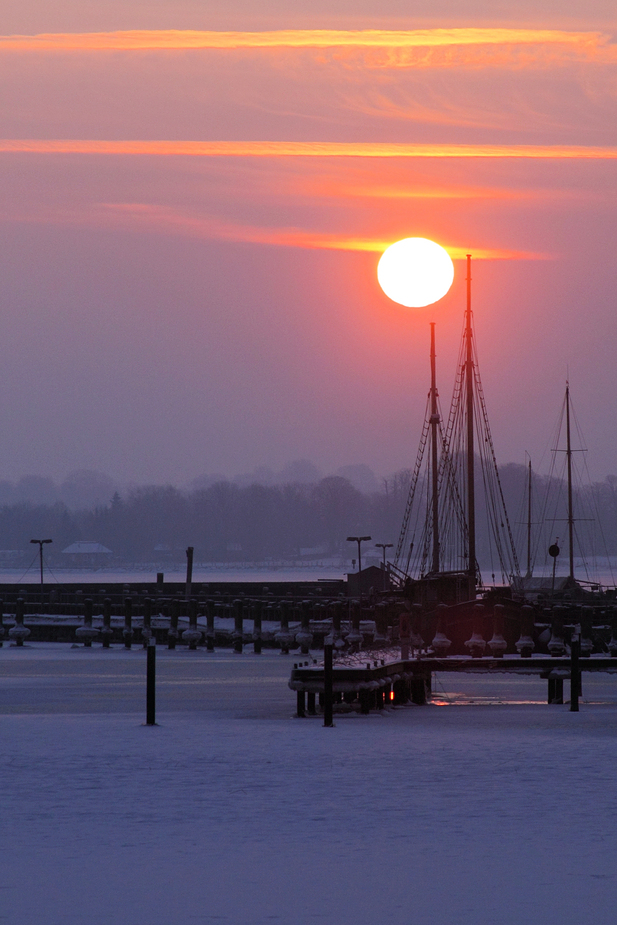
[1,0,617,485]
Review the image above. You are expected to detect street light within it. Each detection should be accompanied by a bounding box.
[375,543,393,592]
[346,536,371,576]
[30,538,52,605]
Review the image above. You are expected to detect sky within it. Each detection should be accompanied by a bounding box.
[1,0,617,487]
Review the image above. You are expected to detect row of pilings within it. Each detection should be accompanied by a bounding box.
[2,593,617,656]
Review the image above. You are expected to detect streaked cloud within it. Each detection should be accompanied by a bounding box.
[2,139,617,159]
[1,28,615,69]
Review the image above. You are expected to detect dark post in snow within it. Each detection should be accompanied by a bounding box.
[156,572,164,593]
[183,598,201,650]
[185,546,194,600]
[570,631,581,713]
[168,598,179,650]
[123,597,133,650]
[101,597,113,648]
[8,597,30,647]
[76,597,98,647]
[0,601,4,647]
[233,599,244,654]
[323,641,334,727]
[253,600,263,655]
[142,597,152,647]
[275,600,294,653]
[206,599,215,651]
[146,637,156,726]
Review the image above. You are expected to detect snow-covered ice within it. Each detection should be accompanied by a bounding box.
[2,644,617,925]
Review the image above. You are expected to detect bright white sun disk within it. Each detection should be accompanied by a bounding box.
[377,237,454,307]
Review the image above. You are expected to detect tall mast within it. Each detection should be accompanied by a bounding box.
[566,382,575,580]
[430,323,440,573]
[465,254,476,591]
[526,457,532,578]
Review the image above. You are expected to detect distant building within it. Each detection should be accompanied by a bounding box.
[61,541,113,566]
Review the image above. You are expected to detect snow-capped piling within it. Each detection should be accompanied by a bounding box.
[253,601,263,654]
[75,597,98,647]
[8,598,29,646]
[295,600,312,654]
[167,598,179,650]
[146,637,156,726]
[465,604,486,658]
[432,603,451,656]
[123,597,133,650]
[323,641,334,727]
[515,605,535,657]
[182,599,201,650]
[570,630,581,712]
[101,597,113,648]
[547,608,566,657]
[141,597,152,646]
[275,600,294,653]
[206,599,215,651]
[232,599,244,654]
[488,604,507,658]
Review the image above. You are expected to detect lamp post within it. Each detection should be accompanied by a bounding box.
[346,536,371,576]
[30,538,52,605]
[375,543,393,592]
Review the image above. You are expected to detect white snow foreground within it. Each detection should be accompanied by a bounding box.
[1,646,617,925]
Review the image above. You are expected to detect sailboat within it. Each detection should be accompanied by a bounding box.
[389,255,520,604]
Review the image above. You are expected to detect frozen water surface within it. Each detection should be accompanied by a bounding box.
[2,644,617,925]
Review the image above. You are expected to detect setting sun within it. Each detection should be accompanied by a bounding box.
[377,237,455,307]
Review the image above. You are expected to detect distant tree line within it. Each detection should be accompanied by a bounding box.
[1,464,617,568]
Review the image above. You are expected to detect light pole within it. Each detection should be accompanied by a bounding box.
[375,543,393,592]
[30,538,52,605]
[346,536,371,576]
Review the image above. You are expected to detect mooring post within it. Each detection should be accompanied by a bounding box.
[101,597,113,648]
[307,692,316,715]
[168,598,179,650]
[296,690,306,718]
[8,597,30,647]
[123,597,133,649]
[76,597,98,647]
[146,637,156,726]
[253,600,263,655]
[206,599,215,651]
[142,597,152,647]
[570,632,580,712]
[323,641,334,727]
[233,599,244,654]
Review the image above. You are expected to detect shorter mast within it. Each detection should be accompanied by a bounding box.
[526,457,533,578]
[430,323,440,574]
[465,254,476,593]
[566,382,575,580]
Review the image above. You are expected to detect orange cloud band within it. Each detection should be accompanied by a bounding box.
[0,28,609,53]
[99,203,551,259]
[2,140,617,159]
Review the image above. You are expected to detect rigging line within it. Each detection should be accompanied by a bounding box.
[15,552,40,584]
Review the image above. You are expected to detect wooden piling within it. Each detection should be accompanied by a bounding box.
[146,638,156,726]
[323,643,334,727]
[123,597,133,649]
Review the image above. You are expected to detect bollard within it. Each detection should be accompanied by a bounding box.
[465,604,487,657]
[275,600,294,653]
[570,633,581,712]
[431,603,452,656]
[323,642,334,727]
[123,597,134,649]
[346,600,363,651]
[548,607,566,657]
[8,598,30,646]
[488,604,507,658]
[206,599,215,652]
[516,605,535,657]
[76,597,98,647]
[101,597,113,648]
[167,599,179,649]
[146,638,156,725]
[253,601,263,655]
[296,690,306,718]
[182,599,201,650]
[295,600,313,654]
[232,599,244,654]
[142,597,152,647]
